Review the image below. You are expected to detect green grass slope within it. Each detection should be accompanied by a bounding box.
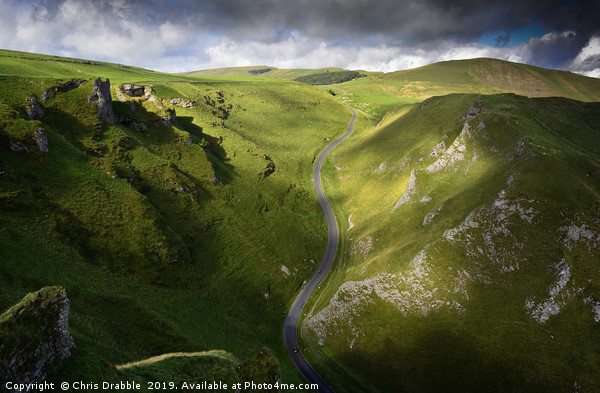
[305,93,600,392]
[0,49,351,385]
[50,349,280,392]
[190,58,600,125]
[0,49,278,84]
[184,66,350,80]
[382,58,600,101]
[0,49,188,83]
[294,71,367,85]
[5,48,600,393]
[326,58,600,122]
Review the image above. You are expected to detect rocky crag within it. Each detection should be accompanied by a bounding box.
[88,77,116,124]
[0,287,74,391]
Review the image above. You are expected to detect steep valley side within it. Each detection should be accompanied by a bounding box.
[0,51,351,387]
[306,93,600,393]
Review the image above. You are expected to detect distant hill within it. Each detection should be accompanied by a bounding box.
[370,58,600,101]
[294,70,367,85]
[183,65,373,81]
[322,57,600,121]
[185,58,600,102]
[0,48,179,82]
[182,65,278,77]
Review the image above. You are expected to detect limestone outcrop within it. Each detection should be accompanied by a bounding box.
[160,108,177,127]
[167,98,195,108]
[120,84,154,98]
[42,79,86,102]
[0,287,75,390]
[117,84,155,103]
[88,77,116,124]
[34,127,49,152]
[25,96,44,119]
[9,141,28,153]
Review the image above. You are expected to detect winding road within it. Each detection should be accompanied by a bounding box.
[283,106,357,393]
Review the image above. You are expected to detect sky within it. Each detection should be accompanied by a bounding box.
[1,0,599,77]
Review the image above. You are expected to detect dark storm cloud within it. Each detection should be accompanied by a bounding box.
[3,0,599,73]
[187,0,600,69]
[33,0,598,44]
[92,0,598,44]
[526,31,588,69]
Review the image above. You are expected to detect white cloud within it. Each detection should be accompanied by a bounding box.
[0,0,209,70]
[569,36,600,78]
[540,30,576,42]
[203,35,531,73]
[159,22,190,47]
[0,2,597,78]
[0,1,20,49]
[439,43,526,63]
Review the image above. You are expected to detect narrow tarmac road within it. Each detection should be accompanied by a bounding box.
[283,106,357,393]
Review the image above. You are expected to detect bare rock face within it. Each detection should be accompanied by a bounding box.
[160,108,177,127]
[9,141,28,153]
[0,287,75,390]
[88,77,116,124]
[461,100,483,122]
[34,127,49,152]
[25,96,44,119]
[167,97,195,108]
[41,90,52,102]
[7,128,48,153]
[42,79,86,102]
[119,84,155,101]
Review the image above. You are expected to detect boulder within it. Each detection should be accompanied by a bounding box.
[0,287,75,390]
[88,77,116,124]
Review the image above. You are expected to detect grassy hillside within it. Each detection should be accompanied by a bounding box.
[189,58,600,125]
[325,58,600,122]
[50,349,280,392]
[0,49,289,84]
[382,58,600,100]
[0,49,188,83]
[4,48,600,393]
[184,66,351,80]
[0,49,351,386]
[304,93,600,392]
[294,71,367,85]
